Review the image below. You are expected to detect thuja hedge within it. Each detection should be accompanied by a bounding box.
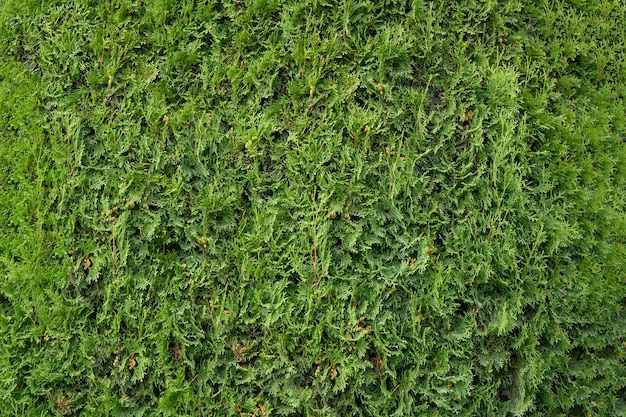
[1,0,624,415]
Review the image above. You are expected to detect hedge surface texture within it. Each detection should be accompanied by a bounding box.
[0,0,625,416]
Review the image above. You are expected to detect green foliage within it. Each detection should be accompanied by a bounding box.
[1,0,624,415]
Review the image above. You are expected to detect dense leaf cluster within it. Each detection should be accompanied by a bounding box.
[1,0,625,415]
